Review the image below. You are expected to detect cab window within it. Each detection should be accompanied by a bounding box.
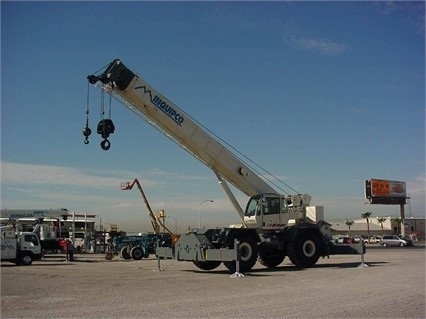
[24,234,39,246]
[264,198,280,215]
[245,197,259,217]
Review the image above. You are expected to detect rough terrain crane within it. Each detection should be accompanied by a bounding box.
[85,59,364,273]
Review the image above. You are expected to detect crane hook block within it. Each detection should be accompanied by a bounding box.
[97,119,115,139]
[97,119,115,151]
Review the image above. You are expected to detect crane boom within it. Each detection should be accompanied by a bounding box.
[88,59,277,198]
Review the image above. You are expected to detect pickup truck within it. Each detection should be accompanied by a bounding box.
[364,236,382,244]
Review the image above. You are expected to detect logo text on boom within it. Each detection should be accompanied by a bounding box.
[152,95,184,126]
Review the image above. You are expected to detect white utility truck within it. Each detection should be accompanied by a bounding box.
[0,208,69,253]
[1,225,42,265]
[85,59,364,273]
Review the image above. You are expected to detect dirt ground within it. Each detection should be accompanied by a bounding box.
[1,245,425,319]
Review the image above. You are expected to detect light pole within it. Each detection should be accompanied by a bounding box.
[166,216,178,233]
[198,200,213,228]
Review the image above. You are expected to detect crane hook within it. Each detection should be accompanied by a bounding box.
[100,139,111,151]
[82,126,92,145]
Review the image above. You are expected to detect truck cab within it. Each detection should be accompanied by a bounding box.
[1,227,42,265]
[245,194,287,230]
[244,193,313,231]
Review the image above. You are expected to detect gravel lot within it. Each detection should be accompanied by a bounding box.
[2,244,425,319]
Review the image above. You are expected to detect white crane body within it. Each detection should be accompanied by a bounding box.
[87,59,365,273]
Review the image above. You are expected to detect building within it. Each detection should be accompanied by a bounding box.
[330,216,425,241]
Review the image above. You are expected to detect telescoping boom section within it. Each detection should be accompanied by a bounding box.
[88,59,276,200]
[87,59,312,226]
[87,59,366,274]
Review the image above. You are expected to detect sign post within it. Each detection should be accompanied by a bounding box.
[365,179,408,236]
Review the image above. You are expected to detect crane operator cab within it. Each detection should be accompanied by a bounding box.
[244,193,311,231]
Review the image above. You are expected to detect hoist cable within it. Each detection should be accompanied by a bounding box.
[83,80,92,145]
[186,115,299,195]
[90,62,112,77]
[85,82,90,127]
[108,90,112,119]
[100,89,105,120]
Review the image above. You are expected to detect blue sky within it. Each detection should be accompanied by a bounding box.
[1,1,425,233]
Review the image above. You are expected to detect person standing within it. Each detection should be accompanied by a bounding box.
[66,239,75,262]
[68,240,75,261]
[65,239,70,261]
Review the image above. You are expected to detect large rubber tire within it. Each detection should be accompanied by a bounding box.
[21,253,33,266]
[287,232,320,268]
[258,249,285,269]
[119,246,131,260]
[193,260,222,271]
[131,247,144,260]
[223,237,258,273]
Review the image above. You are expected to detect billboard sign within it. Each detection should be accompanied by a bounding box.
[365,179,406,205]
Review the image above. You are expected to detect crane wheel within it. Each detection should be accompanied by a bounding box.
[193,260,222,271]
[258,249,285,268]
[131,247,144,260]
[223,236,258,273]
[287,232,320,268]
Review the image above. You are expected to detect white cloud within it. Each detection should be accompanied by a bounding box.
[0,161,238,231]
[281,27,346,56]
[1,161,423,232]
[1,161,125,188]
[0,161,207,189]
[297,37,346,55]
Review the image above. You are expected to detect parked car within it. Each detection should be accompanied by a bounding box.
[354,235,367,243]
[335,236,353,244]
[380,235,413,247]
